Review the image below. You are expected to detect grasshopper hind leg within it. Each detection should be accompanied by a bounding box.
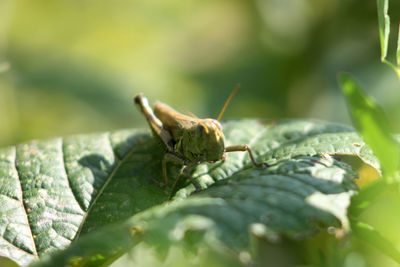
[134,94,175,152]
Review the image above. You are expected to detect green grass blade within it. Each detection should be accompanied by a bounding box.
[339,73,399,180]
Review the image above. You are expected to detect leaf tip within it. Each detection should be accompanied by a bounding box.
[337,72,354,95]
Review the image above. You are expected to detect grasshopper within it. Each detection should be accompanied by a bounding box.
[134,87,269,191]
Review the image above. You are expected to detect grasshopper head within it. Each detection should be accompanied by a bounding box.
[197,119,226,162]
[182,119,225,162]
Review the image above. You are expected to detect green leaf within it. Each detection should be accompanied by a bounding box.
[139,155,358,244]
[0,130,169,266]
[0,119,381,266]
[352,220,400,264]
[397,23,400,67]
[376,0,400,78]
[189,119,380,188]
[339,73,399,180]
[35,154,359,267]
[377,0,390,61]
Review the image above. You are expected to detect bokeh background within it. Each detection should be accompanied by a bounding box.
[1,0,400,147]
[1,0,400,266]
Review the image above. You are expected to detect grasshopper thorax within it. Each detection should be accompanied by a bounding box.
[179,118,225,163]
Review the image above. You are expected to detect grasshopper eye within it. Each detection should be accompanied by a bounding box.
[197,124,206,136]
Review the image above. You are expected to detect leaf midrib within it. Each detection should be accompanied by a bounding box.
[14,145,39,258]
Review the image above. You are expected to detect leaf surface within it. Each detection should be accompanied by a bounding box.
[0,120,380,266]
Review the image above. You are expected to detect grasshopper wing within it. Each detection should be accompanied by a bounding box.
[154,101,197,140]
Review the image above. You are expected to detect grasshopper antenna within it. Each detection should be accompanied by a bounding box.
[217,83,240,121]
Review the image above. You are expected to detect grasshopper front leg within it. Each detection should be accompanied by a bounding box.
[162,152,186,186]
[182,162,202,191]
[225,145,270,167]
[163,153,202,191]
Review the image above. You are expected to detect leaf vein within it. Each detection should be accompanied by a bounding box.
[221,195,305,223]
[0,193,21,204]
[13,146,39,257]
[74,132,135,239]
[61,139,86,213]
[1,235,36,256]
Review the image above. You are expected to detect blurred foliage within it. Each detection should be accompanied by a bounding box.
[1,0,400,266]
[340,73,399,179]
[1,0,400,147]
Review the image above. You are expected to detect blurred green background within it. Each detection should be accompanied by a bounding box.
[1,1,400,266]
[1,0,400,147]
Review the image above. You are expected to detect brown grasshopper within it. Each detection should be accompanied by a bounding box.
[134,87,269,191]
